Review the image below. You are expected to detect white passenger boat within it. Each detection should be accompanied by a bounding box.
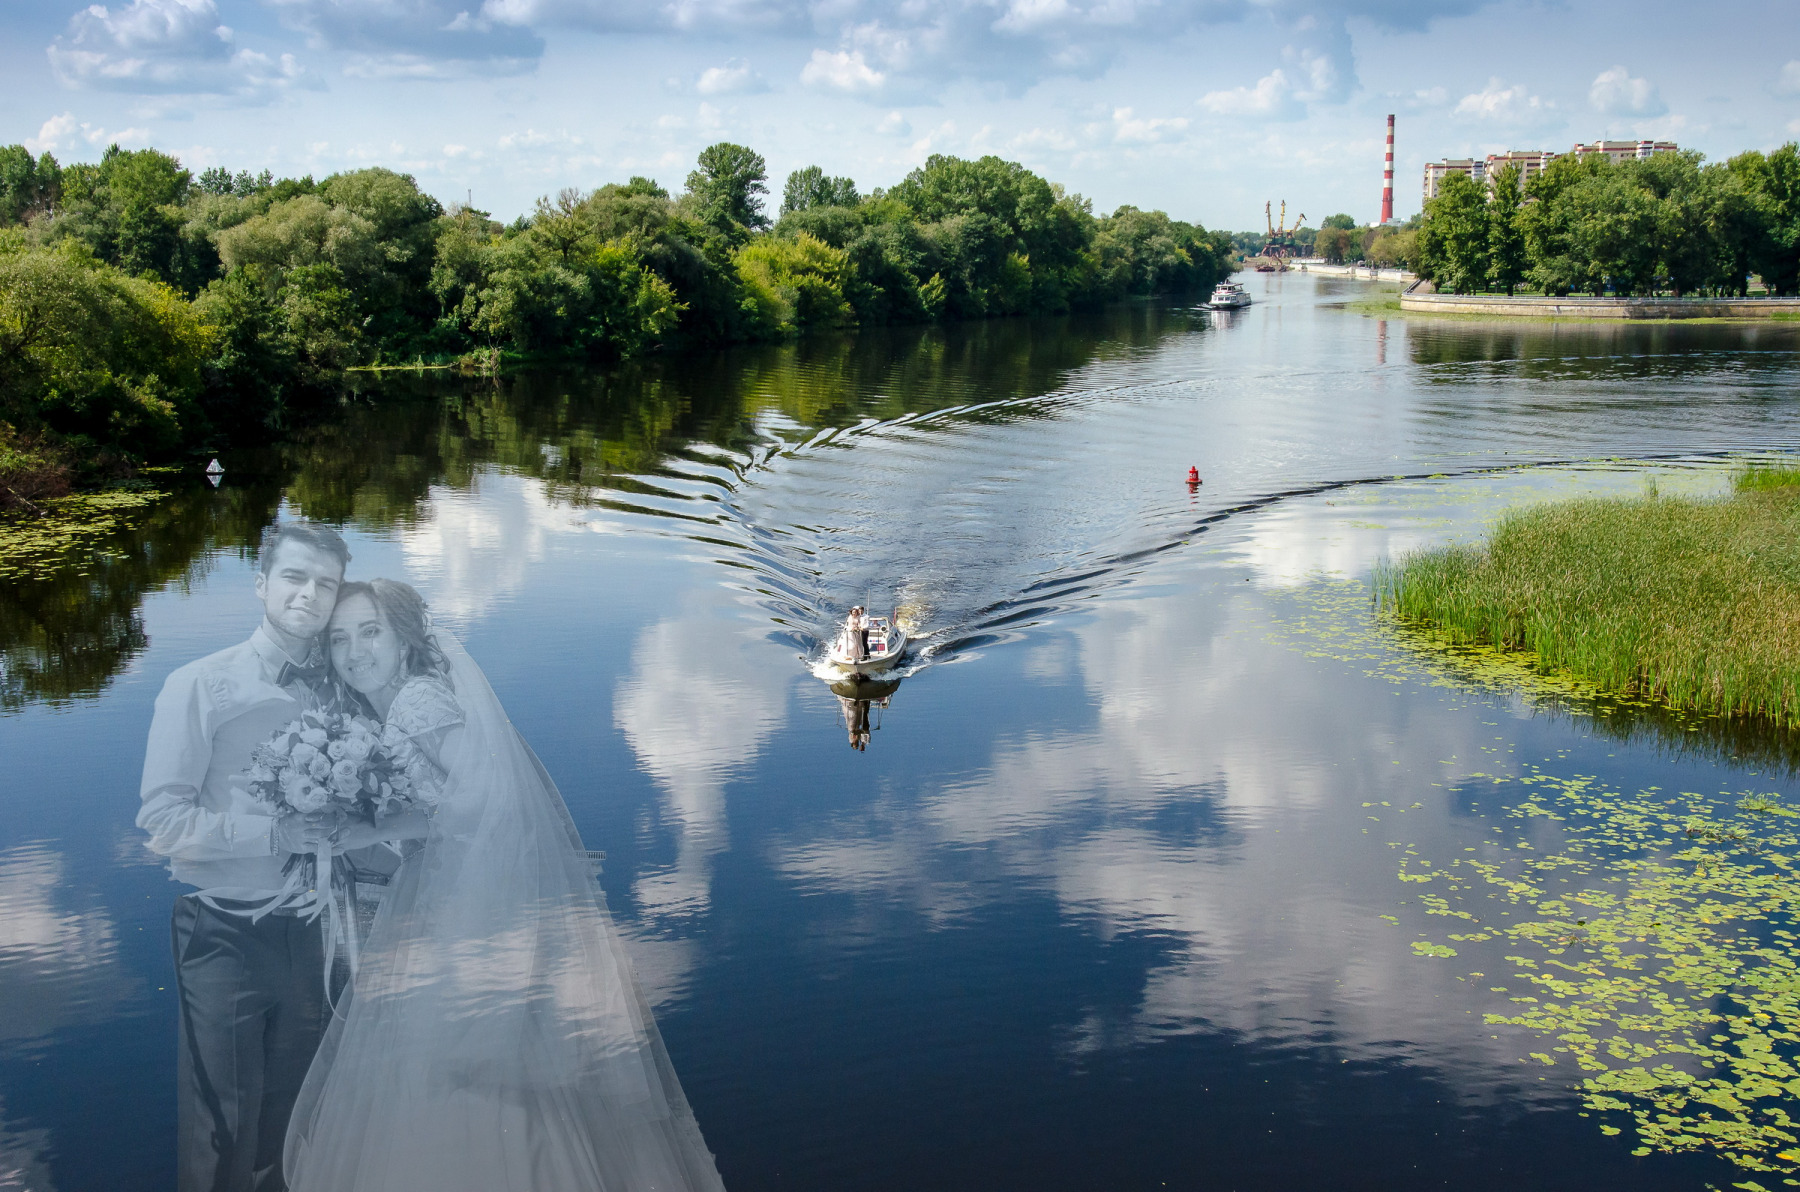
[826,613,907,675]
[1208,282,1253,310]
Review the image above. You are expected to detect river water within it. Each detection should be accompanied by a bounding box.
[5,272,1800,1190]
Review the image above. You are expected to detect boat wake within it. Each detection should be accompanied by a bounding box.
[566,367,1763,681]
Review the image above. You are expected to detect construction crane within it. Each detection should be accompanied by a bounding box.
[1259,201,1307,270]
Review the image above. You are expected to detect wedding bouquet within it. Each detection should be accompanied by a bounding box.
[246,708,416,826]
[242,710,423,987]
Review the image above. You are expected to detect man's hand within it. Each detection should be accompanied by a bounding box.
[272,810,336,856]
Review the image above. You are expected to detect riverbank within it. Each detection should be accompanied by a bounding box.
[1401,291,1800,319]
[1377,464,1800,729]
[1294,260,1415,282]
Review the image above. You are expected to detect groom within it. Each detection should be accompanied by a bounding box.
[139,519,349,1192]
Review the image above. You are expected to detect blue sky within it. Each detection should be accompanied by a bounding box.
[4,0,1797,229]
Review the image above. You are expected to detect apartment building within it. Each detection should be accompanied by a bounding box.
[1422,158,1484,201]
[1569,139,1680,163]
[1423,140,1680,203]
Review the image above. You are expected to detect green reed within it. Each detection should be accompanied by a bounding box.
[1376,469,1800,729]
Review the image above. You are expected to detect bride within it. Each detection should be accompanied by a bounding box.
[284,578,726,1192]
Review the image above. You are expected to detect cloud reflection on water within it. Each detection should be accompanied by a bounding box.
[396,472,585,622]
[772,492,1645,1107]
[0,844,136,1053]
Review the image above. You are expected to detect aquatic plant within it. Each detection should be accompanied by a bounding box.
[1400,768,1800,1180]
[1736,463,1800,494]
[1376,471,1800,729]
[0,487,169,582]
[1264,574,1800,1179]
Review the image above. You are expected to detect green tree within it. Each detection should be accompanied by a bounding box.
[531,187,594,263]
[685,143,770,240]
[0,240,213,455]
[1730,144,1800,296]
[888,154,1090,296]
[428,212,679,359]
[0,147,61,225]
[1314,225,1353,263]
[1367,227,1417,270]
[1564,171,1660,296]
[1487,164,1527,295]
[781,166,860,215]
[734,232,853,333]
[1416,172,1490,293]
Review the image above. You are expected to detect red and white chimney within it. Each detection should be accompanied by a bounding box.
[1380,114,1395,225]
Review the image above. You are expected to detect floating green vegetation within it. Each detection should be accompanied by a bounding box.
[0,485,171,582]
[1401,768,1800,1181]
[1258,572,1800,1180]
[1375,468,1800,730]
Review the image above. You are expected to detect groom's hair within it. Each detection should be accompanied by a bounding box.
[257,520,351,577]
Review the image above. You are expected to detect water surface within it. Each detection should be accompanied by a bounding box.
[6,273,1800,1190]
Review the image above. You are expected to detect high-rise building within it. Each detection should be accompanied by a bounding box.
[1422,158,1485,202]
[1570,139,1679,163]
[1423,140,1677,205]
[1483,150,1557,185]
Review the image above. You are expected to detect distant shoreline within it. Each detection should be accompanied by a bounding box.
[1401,291,1800,320]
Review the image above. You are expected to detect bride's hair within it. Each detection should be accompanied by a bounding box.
[335,578,450,683]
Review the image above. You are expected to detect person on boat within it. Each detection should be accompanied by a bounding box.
[846,607,869,661]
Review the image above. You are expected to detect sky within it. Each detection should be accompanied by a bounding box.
[3,0,1798,230]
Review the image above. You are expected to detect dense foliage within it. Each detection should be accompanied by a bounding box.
[1414,145,1800,296]
[0,141,1231,487]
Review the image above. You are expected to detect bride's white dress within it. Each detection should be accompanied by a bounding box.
[284,634,726,1192]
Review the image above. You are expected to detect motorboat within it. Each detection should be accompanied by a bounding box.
[826,612,907,676]
[1208,282,1253,309]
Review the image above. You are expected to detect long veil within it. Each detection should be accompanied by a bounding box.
[284,631,726,1192]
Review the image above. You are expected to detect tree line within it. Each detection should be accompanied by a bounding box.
[1414,144,1800,297]
[0,140,1231,499]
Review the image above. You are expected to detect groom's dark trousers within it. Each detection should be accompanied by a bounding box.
[172,896,325,1192]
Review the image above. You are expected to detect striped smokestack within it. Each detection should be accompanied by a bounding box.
[1380,114,1395,225]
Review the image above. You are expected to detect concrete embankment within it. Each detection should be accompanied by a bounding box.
[1295,262,1414,283]
[1401,291,1800,319]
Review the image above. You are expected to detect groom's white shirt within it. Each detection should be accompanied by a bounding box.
[138,622,311,898]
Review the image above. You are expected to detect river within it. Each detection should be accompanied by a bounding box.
[5,272,1800,1190]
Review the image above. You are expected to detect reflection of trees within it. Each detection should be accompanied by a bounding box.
[280,303,1179,532]
[3,302,1183,710]
[1407,319,1800,379]
[0,481,281,710]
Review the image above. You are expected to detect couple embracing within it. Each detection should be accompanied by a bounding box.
[139,520,724,1192]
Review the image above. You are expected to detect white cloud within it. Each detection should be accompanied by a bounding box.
[24,111,151,154]
[1588,65,1667,117]
[264,0,543,77]
[48,0,316,100]
[696,57,768,95]
[1110,106,1189,144]
[1199,69,1305,121]
[876,110,912,136]
[800,48,885,93]
[1777,60,1800,97]
[1452,77,1559,131]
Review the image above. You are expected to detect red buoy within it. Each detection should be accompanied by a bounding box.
[1187,466,1201,487]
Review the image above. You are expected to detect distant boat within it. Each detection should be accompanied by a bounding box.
[204,458,224,487]
[1209,282,1253,310]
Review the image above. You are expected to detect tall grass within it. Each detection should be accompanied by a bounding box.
[1376,467,1800,728]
